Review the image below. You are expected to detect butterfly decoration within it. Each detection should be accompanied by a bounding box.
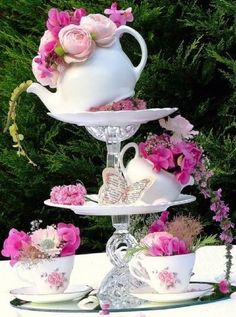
[98,167,153,205]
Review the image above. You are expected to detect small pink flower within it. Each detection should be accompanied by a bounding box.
[148,147,174,172]
[47,271,65,287]
[148,211,169,233]
[158,270,176,287]
[32,56,60,88]
[57,223,80,256]
[104,2,134,27]
[59,25,95,63]
[80,14,117,47]
[1,229,31,266]
[219,279,229,294]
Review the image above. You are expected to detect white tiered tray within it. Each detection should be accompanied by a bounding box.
[48,108,178,126]
[44,194,196,216]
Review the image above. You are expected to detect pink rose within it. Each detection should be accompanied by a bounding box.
[57,223,80,256]
[1,229,31,266]
[59,25,95,63]
[80,14,117,47]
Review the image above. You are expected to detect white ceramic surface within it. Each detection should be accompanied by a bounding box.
[130,283,213,303]
[129,253,196,294]
[120,142,194,204]
[10,284,92,303]
[27,26,147,113]
[15,255,74,294]
[44,194,196,216]
[47,107,178,126]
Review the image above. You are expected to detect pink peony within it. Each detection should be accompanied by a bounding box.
[80,14,117,47]
[59,25,95,63]
[141,232,189,256]
[219,279,229,294]
[1,229,31,266]
[50,184,87,205]
[57,223,81,256]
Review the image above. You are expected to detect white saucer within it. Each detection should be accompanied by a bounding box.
[130,283,213,303]
[44,194,196,216]
[10,284,92,304]
[48,108,178,126]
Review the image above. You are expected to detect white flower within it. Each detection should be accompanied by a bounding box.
[159,115,199,143]
[31,226,61,257]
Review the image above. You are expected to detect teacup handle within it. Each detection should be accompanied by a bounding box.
[129,255,150,284]
[15,262,34,286]
[115,25,148,80]
[119,142,139,179]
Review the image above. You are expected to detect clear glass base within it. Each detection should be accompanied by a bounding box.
[86,124,144,308]
[98,266,144,309]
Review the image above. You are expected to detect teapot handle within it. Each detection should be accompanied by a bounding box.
[119,142,139,178]
[115,26,148,80]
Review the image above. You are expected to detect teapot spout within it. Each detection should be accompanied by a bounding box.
[27,83,57,113]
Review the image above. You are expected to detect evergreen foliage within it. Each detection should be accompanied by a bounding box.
[0,0,235,255]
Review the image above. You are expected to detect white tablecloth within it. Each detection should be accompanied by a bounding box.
[1,246,236,317]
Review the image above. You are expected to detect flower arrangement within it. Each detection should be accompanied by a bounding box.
[131,212,216,257]
[89,98,146,112]
[1,222,80,266]
[50,184,87,205]
[33,3,133,88]
[139,115,201,185]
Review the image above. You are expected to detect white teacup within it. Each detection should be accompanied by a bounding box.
[15,255,74,294]
[119,142,194,204]
[129,253,195,293]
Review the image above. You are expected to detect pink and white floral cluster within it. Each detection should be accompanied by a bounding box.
[139,115,202,185]
[33,3,133,88]
[50,184,87,205]
[1,223,80,266]
[141,231,189,256]
[89,98,147,112]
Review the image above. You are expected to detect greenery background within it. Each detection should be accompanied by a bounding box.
[0,0,235,257]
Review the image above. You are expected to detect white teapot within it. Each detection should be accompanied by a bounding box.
[27,26,147,114]
[119,142,194,204]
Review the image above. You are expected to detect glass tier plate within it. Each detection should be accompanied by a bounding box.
[47,107,178,126]
[44,194,196,216]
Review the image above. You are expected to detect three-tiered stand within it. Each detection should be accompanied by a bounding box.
[45,108,196,309]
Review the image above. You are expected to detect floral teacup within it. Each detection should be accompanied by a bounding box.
[15,255,74,294]
[129,253,195,293]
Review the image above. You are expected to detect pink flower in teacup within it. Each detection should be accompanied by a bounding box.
[31,226,61,256]
[1,229,31,266]
[57,223,81,257]
[148,146,175,172]
[159,115,199,143]
[80,14,117,47]
[141,232,189,256]
[59,25,95,63]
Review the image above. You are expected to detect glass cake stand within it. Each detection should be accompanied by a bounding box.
[45,108,196,308]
